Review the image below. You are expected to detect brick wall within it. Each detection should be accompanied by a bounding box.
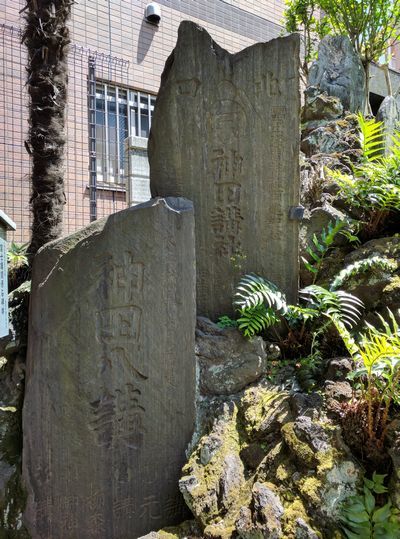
[1,0,286,242]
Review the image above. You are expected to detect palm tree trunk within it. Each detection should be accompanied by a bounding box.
[22,0,71,264]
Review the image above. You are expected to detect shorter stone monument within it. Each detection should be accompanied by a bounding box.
[309,35,366,113]
[23,198,196,538]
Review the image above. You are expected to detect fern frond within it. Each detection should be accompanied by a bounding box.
[330,256,398,291]
[236,304,280,338]
[354,309,400,372]
[301,285,364,329]
[357,113,384,162]
[234,274,287,313]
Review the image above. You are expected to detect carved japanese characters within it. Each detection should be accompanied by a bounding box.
[22,198,196,538]
[150,22,301,319]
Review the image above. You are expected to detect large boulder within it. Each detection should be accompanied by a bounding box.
[309,35,365,113]
[176,383,362,538]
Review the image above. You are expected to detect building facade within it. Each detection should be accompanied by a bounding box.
[0,0,287,242]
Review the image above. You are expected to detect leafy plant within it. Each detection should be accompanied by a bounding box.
[217,315,238,329]
[234,274,363,341]
[330,256,398,291]
[7,242,28,270]
[283,0,331,79]
[301,285,364,329]
[357,115,385,161]
[302,220,357,283]
[234,275,286,338]
[329,115,400,237]
[318,0,400,110]
[343,310,400,449]
[341,473,400,538]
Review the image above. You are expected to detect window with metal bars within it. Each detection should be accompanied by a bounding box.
[95,82,156,184]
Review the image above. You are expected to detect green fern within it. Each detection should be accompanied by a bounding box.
[234,274,364,340]
[234,274,288,313]
[303,220,358,282]
[301,285,364,329]
[330,256,398,291]
[327,115,400,236]
[357,113,385,162]
[234,274,287,338]
[236,304,280,338]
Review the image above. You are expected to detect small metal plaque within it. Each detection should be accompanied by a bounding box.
[289,205,305,221]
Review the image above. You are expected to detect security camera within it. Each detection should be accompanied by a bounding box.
[145,2,161,25]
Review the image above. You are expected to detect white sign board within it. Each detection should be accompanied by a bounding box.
[0,238,8,338]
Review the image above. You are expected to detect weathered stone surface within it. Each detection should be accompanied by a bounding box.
[309,35,365,113]
[294,518,319,539]
[179,402,248,536]
[377,95,399,154]
[150,21,300,319]
[177,381,362,537]
[138,520,202,539]
[236,482,284,539]
[241,386,291,441]
[23,198,196,538]
[325,357,352,382]
[337,236,400,312]
[302,87,343,122]
[196,317,271,395]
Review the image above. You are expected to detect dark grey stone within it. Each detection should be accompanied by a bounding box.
[150,21,301,319]
[325,357,353,382]
[302,87,343,121]
[309,36,365,113]
[236,482,284,539]
[295,518,319,539]
[22,198,196,538]
[293,416,329,453]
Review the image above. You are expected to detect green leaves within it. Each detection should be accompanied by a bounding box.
[234,274,287,313]
[303,220,357,282]
[318,0,400,65]
[341,474,400,539]
[236,304,280,339]
[216,316,238,329]
[7,241,28,270]
[301,285,364,329]
[233,273,365,342]
[234,274,286,338]
[358,114,385,162]
[327,115,400,236]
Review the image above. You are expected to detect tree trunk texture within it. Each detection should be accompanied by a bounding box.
[364,61,373,116]
[22,0,71,263]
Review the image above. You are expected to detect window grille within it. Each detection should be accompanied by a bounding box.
[95,82,156,184]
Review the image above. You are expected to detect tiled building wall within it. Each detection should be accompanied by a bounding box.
[1,0,286,242]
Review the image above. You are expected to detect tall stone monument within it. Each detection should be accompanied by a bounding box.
[23,198,196,538]
[150,21,301,320]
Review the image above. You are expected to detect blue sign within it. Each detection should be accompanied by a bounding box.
[0,238,8,338]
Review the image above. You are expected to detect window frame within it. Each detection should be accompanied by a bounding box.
[94,81,156,185]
